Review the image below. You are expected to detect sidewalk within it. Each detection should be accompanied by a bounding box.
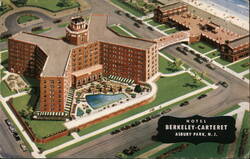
[0,95,43,158]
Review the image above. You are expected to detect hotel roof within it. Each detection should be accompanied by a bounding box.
[11,14,156,77]
[88,14,156,49]
[11,32,74,77]
[157,1,186,11]
[228,35,250,49]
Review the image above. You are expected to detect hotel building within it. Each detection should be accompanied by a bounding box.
[8,14,158,114]
[153,1,250,62]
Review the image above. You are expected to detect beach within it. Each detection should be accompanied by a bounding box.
[182,0,249,31]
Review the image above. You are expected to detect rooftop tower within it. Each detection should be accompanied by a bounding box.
[66,16,89,45]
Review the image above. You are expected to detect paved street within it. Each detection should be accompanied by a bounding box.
[0,107,31,158]
[57,43,249,158]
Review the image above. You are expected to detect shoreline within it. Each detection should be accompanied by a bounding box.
[182,0,249,31]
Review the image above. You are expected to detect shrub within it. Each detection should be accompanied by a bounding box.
[86,108,92,114]
[131,93,136,98]
[134,84,142,93]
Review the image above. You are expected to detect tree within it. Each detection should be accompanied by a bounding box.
[173,58,183,70]
[192,72,202,85]
[134,84,142,93]
[57,0,73,7]
[200,71,207,80]
[86,108,92,114]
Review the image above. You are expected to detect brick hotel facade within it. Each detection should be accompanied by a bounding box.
[8,15,158,113]
[154,1,250,62]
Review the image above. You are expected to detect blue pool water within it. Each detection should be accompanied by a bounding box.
[86,94,127,109]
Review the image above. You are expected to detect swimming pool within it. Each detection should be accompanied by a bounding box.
[86,94,127,109]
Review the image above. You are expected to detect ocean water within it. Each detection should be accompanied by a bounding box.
[201,0,249,20]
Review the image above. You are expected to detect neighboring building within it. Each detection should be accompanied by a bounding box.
[153,2,249,62]
[153,1,188,23]
[8,14,158,114]
[221,35,250,62]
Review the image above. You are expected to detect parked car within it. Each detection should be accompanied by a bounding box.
[194,57,203,64]
[180,101,189,107]
[20,143,28,152]
[9,125,16,133]
[111,129,121,135]
[5,119,12,127]
[137,19,143,24]
[189,50,195,54]
[147,26,154,31]
[161,109,171,114]
[197,94,207,99]
[123,148,134,155]
[134,23,140,28]
[221,81,229,88]
[131,121,141,127]
[53,19,61,23]
[201,57,209,63]
[206,63,216,70]
[13,132,21,141]
[115,10,122,15]
[141,117,151,122]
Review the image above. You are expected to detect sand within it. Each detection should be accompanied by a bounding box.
[182,0,249,31]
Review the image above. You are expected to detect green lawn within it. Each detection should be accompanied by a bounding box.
[12,94,66,138]
[214,57,231,66]
[148,20,161,26]
[228,58,249,73]
[143,17,153,22]
[37,135,74,151]
[32,27,51,34]
[119,24,141,38]
[159,50,175,60]
[234,111,250,158]
[244,73,250,80]
[216,105,240,116]
[109,25,132,37]
[17,15,39,24]
[206,50,220,59]
[165,28,178,34]
[57,22,69,28]
[0,81,16,97]
[156,143,229,158]
[1,51,8,69]
[15,0,79,12]
[110,0,145,17]
[189,41,215,54]
[159,56,182,74]
[0,68,6,78]
[157,24,171,31]
[0,4,12,16]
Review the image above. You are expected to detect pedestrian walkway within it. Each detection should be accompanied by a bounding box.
[117,24,136,38]
[225,57,249,67]
[204,49,217,55]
